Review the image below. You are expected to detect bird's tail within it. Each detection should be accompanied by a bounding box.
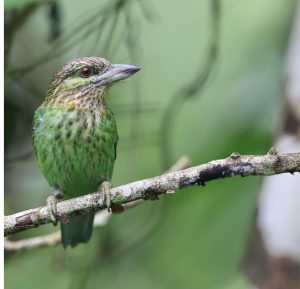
[60,212,94,248]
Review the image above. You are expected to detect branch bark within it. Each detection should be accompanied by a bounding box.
[4,151,300,237]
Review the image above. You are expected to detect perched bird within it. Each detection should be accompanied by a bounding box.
[32,57,140,248]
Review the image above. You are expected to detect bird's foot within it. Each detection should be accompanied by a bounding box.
[47,186,64,226]
[47,196,59,226]
[98,181,112,212]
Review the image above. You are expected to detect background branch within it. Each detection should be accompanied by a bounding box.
[4,150,300,237]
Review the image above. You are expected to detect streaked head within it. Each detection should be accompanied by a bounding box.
[45,57,140,107]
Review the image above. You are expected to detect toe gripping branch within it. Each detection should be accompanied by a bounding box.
[46,186,64,226]
[98,181,112,212]
[46,196,59,226]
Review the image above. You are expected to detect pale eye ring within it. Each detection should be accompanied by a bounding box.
[80,67,92,78]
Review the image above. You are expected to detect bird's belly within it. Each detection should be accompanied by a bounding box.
[53,138,115,196]
[34,109,118,197]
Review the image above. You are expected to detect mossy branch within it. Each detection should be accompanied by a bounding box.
[4,150,300,237]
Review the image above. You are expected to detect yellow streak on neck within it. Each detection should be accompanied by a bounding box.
[44,84,109,111]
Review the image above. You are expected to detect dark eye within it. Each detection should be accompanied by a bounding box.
[80,67,92,78]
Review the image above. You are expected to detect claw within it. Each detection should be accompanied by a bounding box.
[99,181,112,212]
[47,196,59,226]
[46,186,64,226]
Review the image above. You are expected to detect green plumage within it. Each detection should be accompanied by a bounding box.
[33,104,118,247]
[33,105,118,196]
[32,57,139,248]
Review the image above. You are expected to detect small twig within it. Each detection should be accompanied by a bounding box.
[4,156,190,252]
[4,231,61,251]
[4,151,300,238]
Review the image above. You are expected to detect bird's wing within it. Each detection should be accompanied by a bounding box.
[32,106,46,156]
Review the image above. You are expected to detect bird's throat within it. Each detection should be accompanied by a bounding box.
[44,86,108,111]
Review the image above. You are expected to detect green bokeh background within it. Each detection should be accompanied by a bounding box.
[4,0,296,288]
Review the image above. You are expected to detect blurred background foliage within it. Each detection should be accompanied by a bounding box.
[4,0,297,288]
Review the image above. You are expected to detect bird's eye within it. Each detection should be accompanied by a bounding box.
[80,67,92,78]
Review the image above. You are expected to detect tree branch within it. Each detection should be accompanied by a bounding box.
[4,150,300,237]
[4,211,111,251]
[4,156,190,252]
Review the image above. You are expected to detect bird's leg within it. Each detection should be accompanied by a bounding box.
[46,185,64,226]
[98,181,112,212]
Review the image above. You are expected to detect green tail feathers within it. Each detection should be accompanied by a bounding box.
[61,213,95,248]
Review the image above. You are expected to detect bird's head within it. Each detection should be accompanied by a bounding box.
[45,57,140,108]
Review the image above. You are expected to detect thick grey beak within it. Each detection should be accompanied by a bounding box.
[92,64,140,86]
